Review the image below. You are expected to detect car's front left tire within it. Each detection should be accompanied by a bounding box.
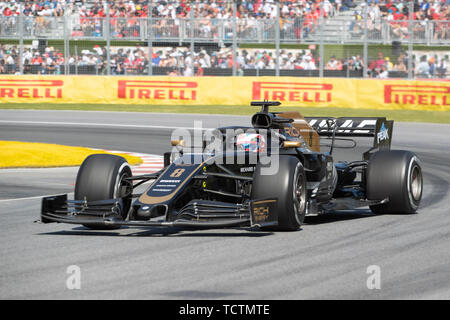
[251,156,306,231]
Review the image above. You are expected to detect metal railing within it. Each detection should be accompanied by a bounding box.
[0,1,449,79]
[1,15,449,45]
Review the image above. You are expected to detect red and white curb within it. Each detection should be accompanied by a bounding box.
[105,150,164,175]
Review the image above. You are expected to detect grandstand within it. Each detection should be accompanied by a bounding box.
[0,0,448,78]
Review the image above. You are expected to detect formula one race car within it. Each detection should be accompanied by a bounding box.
[41,101,423,231]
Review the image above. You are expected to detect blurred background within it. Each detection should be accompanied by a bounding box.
[0,0,448,79]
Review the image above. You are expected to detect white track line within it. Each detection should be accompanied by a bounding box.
[0,120,213,131]
[0,193,74,203]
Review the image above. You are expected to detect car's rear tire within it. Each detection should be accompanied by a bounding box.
[75,154,132,230]
[367,150,423,214]
[251,156,306,231]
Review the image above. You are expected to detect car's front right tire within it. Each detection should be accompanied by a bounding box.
[75,154,132,230]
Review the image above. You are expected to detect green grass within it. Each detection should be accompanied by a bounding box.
[0,103,448,124]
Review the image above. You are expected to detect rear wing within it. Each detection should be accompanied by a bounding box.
[304,117,394,156]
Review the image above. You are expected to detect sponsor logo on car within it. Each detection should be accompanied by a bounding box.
[117,80,198,100]
[252,81,333,103]
[307,118,377,135]
[0,79,63,98]
[284,126,301,137]
[253,205,270,223]
[377,122,389,143]
[384,84,450,106]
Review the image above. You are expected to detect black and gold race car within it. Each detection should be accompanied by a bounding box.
[41,101,423,231]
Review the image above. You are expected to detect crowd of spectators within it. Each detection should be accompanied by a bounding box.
[365,50,448,78]
[68,0,352,40]
[0,1,356,40]
[0,1,347,19]
[349,0,450,40]
[1,1,447,21]
[0,43,447,78]
[0,1,66,17]
[0,1,449,42]
[320,49,447,79]
[0,44,65,74]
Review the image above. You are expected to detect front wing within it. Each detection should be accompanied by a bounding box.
[41,194,279,229]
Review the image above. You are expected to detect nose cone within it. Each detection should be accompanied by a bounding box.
[136,204,168,220]
[136,205,152,219]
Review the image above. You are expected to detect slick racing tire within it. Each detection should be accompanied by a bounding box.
[367,150,423,214]
[75,154,132,230]
[251,156,306,231]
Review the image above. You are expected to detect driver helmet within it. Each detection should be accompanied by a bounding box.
[236,133,266,152]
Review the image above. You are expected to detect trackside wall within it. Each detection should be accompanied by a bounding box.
[0,76,448,111]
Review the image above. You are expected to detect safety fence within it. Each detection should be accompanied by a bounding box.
[1,15,449,45]
[0,75,448,111]
[0,1,449,79]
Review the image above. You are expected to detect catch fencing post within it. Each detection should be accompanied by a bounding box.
[232,2,237,77]
[106,1,111,75]
[75,45,78,75]
[190,5,194,71]
[275,2,280,77]
[407,1,413,79]
[18,2,23,75]
[319,3,324,78]
[363,2,368,78]
[148,0,153,76]
[64,2,69,75]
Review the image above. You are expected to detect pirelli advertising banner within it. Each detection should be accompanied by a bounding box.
[0,76,448,111]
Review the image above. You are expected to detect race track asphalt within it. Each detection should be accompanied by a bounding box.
[0,109,449,299]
